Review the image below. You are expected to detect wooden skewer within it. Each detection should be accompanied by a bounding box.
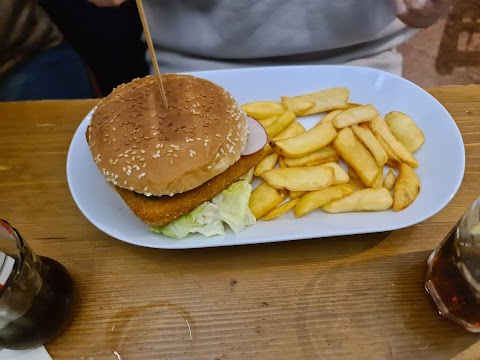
[135,0,168,108]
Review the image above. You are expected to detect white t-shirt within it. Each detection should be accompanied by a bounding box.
[144,0,416,74]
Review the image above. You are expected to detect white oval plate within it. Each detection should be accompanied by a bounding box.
[67,65,465,249]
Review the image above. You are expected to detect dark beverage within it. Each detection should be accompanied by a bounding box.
[0,219,75,349]
[425,196,480,332]
[0,256,74,350]
[426,229,480,330]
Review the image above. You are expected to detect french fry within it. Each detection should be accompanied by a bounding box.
[278,156,288,168]
[259,115,279,128]
[322,162,349,184]
[242,101,286,119]
[285,87,350,115]
[371,167,383,189]
[332,104,378,129]
[385,111,425,153]
[283,145,339,167]
[265,110,296,138]
[333,127,380,187]
[274,120,306,139]
[383,169,396,191]
[270,121,337,158]
[294,184,354,218]
[249,181,287,219]
[393,163,420,211]
[323,188,393,213]
[317,109,343,125]
[375,133,402,169]
[264,121,306,156]
[351,123,388,166]
[262,166,334,191]
[346,103,362,108]
[254,153,279,177]
[289,190,307,199]
[348,167,367,189]
[281,97,315,116]
[262,199,299,221]
[369,115,418,168]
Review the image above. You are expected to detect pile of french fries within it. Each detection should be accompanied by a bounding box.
[243,87,425,221]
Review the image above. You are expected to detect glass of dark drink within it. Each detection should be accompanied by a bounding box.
[425,196,480,332]
[0,219,74,350]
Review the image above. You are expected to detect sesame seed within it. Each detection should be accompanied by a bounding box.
[170,160,174,165]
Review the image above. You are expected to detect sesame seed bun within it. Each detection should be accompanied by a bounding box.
[87,74,248,197]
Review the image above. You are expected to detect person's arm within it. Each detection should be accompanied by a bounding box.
[88,0,127,7]
[392,0,455,28]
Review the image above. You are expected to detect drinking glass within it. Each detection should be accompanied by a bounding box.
[0,219,74,349]
[425,196,480,332]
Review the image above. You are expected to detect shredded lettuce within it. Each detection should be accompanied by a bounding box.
[212,180,256,234]
[150,180,256,239]
[150,202,224,239]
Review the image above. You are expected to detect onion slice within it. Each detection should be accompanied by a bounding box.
[242,117,268,156]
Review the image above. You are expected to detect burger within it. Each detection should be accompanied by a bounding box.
[86,74,265,237]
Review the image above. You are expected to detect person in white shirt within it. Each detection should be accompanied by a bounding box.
[89,0,454,76]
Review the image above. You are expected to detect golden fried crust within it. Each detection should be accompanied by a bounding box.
[115,150,263,226]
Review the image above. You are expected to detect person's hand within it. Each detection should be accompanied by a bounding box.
[393,0,454,28]
[88,0,127,7]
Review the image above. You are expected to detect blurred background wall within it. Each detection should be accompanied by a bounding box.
[399,0,480,86]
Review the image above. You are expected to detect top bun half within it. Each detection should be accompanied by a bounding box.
[87,74,248,196]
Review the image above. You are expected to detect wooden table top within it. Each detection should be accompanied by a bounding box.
[1,85,479,359]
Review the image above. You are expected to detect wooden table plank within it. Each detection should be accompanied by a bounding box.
[0,86,479,359]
